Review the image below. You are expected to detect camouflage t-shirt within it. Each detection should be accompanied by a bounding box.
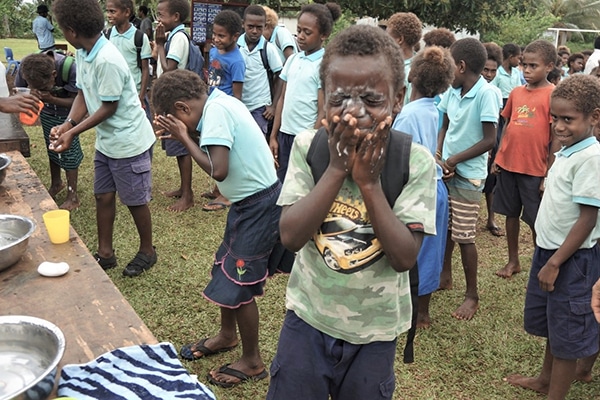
[277,129,437,344]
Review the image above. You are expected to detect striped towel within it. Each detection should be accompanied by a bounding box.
[57,342,216,400]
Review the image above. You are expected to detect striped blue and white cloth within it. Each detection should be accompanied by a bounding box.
[57,342,216,400]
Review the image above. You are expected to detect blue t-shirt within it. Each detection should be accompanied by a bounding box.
[208,46,245,96]
[75,35,155,159]
[197,89,277,202]
[438,76,499,180]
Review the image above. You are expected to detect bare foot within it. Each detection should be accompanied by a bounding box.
[452,296,479,320]
[575,371,593,383]
[495,262,522,278]
[182,336,239,360]
[48,182,66,198]
[59,197,80,211]
[438,277,453,290]
[416,312,431,329]
[505,374,549,394]
[164,188,182,198]
[208,359,266,386]
[167,195,194,212]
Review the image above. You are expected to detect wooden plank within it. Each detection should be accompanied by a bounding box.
[0,112,30,157]
[0,151,156,370]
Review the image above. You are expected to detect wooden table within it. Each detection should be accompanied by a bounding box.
[0,151,157,393]
[0,112,30,157]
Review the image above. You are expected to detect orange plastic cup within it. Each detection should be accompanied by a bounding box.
[19,100,44,126]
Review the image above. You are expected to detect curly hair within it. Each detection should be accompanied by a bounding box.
[299,2,341,37]
[244,4,265,20]
[547,67,562,84]
[483,42,503,65]
[552,74,600,115]
[524,39,557,66]
[409,46,454,98]
[152,70,208,116]
[262,6,279,29]
[157,0,190,24]
[386,12,422,47]
[450,37,487,75]
[111,0,135,15]
[320,25,404,94]
[501,43,521,60]
[213,10,243,36]
[20,53,55,90]
[53,0,104,38]
[422,28,455,48]
[568,52,584,66]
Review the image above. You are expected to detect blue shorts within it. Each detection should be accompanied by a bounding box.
[162,138,189,157]
[275,131,295,183]
[492,169,542,227]
[267,310,397,400]
[203,181,282,309]
[94,148,152,206]
[524,246,600,359]
[250,106,269,137]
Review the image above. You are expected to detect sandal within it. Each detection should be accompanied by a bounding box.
[122,247,157,277]
[207,364,268,388]
[486,225,505,237]
[94,251,117,270]
[202,201,230,212]
[180,338,237,361]
[200,191,217,200]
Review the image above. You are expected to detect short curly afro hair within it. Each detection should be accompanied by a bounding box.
[450,37,487,75]
[320,25,404,94]
[152,70,208,116]
[409,46,455,98]
[53,0,104,38]
[213,10,243,36]
[552,74,600,116]
[423,28,455,49]
[483,42,503,65]
[524,39,557,66]
[20,53,55,90]
[299,2,341,37]
[157,0,190,24]
[386,12,422,47]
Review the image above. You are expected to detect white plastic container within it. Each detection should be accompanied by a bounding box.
[0,63,9,98]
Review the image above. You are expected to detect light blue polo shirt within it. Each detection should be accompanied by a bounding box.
[157,24,189,77]
[237,34,283,111]
[438,76,499,180]
[491,66,522,99]
[280,48,324,136]
[197,89,278,202]
[75,35,155,159]
[108,24,152,93]
[269,25,298,63]
[32,15,54,49]
[535,137,600,250]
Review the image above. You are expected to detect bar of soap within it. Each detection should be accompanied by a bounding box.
[37,261,69,277]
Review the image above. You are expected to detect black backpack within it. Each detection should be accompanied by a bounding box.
[258,42,275,99]
[165,30,206,79]
[105,27,145,70]
[306,127,420,364]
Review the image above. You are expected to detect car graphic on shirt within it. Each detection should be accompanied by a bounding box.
[313,217,383,273]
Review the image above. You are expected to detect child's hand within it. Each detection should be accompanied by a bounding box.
[49,124,73,153]
[269,135,279,168]
[323,113,361,176]
[351,116,392,186]
[154,23,166,46]
[2,93,40,114]
[490,162,500,175]
[538,263,559,292]
[592,278,600,323]
[154,114,187,142]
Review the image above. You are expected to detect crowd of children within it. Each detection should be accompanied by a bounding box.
[9,0,600,398]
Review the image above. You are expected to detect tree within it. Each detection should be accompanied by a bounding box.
[482,10,558,46]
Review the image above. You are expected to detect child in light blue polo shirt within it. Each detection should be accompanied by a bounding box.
[237,5,283,138]
[269,2,341,183]
[152,69,281,389]
[437,38,498,322]
[106,0,152,120]
[262,5,297,63]
[51,0,157,278]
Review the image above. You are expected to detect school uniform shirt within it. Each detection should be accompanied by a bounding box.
[269,25,298,63]
[277,128,437,344]
[438,76,500,180]
[32,15,54,50]
[156,24,189,78]
[584,48,600,74]
[491,66,522,99]
[279,48,323,136]
[207,46,245,97]
[197,89,277,202]
[237,34,283,112]
[535,137,600,250]
[108,25,152,94]
[75,35,155,159]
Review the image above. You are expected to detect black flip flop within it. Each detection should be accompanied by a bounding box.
[207,364,268,388]
[180,338,237,361]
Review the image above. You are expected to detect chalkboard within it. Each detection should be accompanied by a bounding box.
[191,1,247,44]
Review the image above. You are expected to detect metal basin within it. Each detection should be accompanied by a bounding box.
[0,316,65,400]
[0,154,10,186]
[0,215,36,272]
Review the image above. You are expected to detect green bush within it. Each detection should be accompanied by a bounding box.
[482,11,558,46]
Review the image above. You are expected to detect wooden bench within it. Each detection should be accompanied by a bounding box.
[0,112,30,157]
[0,150,156,392]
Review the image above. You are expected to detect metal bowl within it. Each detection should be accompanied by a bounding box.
[0,316,65,400]
[0,154,11,186]
[0,215,36,272]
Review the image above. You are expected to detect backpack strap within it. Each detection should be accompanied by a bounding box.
[259,41,275,99]
[61,56,74,83]
[105,27,144,70]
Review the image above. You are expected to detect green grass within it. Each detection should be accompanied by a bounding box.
[13,37,600,400]
[2,38,75,61]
